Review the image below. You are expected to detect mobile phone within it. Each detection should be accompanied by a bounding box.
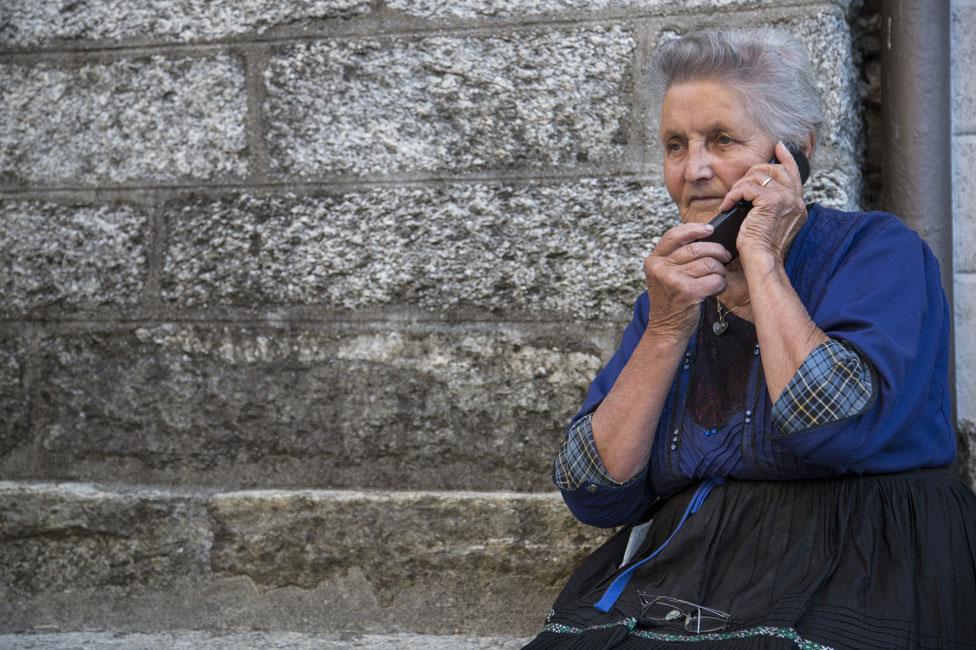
[698,143,810,262]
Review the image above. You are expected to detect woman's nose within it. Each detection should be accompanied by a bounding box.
[684,144,714,182]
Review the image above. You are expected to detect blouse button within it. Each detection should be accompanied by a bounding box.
[586,484,598,493]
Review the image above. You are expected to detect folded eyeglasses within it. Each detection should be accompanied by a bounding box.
[638,592,731,634]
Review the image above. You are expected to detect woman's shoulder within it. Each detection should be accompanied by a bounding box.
[800,203,931,272]
[787,204,935,305]
[807,203,925,251]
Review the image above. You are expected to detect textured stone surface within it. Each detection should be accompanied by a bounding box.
[779,10,861,159]
[0,55,247,186]
[0,484,600,635]
[0,483,211,597]
[952,3,976,134]
[953,136,976,273]
[0,201,148,315]
[955,273,976,426]
[209,490,603,609]
[0,334,29,458]
[957,419,976,493]
[0,632,529,650]
[805,164,860,211]
[162,181,673,320]
[0,1,371,48]
[386,0,777,20]
[10,325,612,490]
[264,27,634,176]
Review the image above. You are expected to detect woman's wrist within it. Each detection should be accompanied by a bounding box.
[738,245,782,279]
[643,322,694,348]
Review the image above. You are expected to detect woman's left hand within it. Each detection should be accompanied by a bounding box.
[717,141,808,265]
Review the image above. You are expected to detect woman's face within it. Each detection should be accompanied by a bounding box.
[660,80,776,224]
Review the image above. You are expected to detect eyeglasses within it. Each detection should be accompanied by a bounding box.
[638,592,731,634]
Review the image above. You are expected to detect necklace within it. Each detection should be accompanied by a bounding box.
[712,296,751,335]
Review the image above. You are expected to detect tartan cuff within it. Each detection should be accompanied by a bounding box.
[553,413,638,491]
[772,337,874,436]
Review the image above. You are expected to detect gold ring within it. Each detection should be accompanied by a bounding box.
[761,175,774,188]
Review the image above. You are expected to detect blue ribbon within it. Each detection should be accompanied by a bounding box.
[593,476,725,613]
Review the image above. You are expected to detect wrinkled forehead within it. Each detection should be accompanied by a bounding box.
[658,81,762,139]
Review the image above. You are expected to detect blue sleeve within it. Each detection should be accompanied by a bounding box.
[553,413,645,490]
[770,215,954,472]
[559,293,658,528]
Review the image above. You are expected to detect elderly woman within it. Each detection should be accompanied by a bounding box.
[523,29,976,649]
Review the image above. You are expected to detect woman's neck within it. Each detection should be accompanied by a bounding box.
[718,265,753,322]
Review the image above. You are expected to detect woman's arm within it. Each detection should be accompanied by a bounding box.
[720,141,828,400]
[724,145,876,445]
[591,222,732,482]
[740,254,827,401]
[591,329,687,481]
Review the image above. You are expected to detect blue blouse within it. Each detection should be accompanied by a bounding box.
[560,204,956,528]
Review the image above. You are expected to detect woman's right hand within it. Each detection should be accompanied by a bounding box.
[643,223,731,342]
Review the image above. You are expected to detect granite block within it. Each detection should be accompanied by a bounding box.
[952,3,976,134]
[953,136,976,273]
[16,325,612,491]
[264,27,635,176]
[161,180,674,320]
[0,334,29,458]
[0,483,210,596]
[0,201,148,315]
[0,1,371,48]
[0,55,247,185]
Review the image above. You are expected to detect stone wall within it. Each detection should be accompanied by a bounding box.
[0,0,902,636]
[953,0,976,486]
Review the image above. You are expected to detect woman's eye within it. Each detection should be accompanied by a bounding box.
[666,141,684,153]
[716,135,734,145]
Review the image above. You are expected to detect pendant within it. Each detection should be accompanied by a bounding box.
[712,319,728,335]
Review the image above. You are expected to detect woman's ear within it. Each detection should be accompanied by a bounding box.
[802,132,816,160]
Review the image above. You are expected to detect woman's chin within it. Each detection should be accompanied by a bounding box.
[680,212,711,225]
[679,204,722,224]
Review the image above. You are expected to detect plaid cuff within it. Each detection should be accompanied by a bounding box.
[772,337,874,436]
[553,413,637,491]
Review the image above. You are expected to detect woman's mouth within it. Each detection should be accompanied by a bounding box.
[688,196,723,207]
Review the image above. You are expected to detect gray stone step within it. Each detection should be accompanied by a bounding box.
[0,482,605,637]
[0,632,530,649]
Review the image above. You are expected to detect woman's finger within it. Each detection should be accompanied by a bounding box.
[653,222,717,257]
[667,240,732,266]
[773,141,803,190]
[718,176,772,212]
[718,144,803,212]
[681,272,727,300]
[679,255,728,279]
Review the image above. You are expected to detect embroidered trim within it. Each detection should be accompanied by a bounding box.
[542,619,833,649]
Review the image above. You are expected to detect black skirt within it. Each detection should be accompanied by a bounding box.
[523,469,976,650]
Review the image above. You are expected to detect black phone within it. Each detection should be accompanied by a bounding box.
[698,142,810,262]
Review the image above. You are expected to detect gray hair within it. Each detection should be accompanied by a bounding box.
[648,29,823,152]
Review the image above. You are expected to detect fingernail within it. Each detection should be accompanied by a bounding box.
[704,224,714,231]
